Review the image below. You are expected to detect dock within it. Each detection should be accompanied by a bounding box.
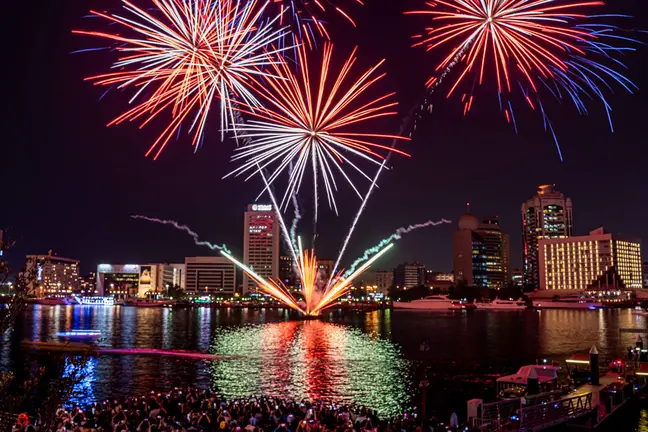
[467,344,646,431]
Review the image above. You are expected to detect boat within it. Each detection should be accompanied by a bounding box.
[632,306,648,316]
[496,365,560,398]
[393,295,476,311]
[57,329,102,338]
[476,298,528,310]
[535,294,603,310]
[72,295,115,306]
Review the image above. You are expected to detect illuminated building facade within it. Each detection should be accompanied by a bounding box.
[393,262,426,289]
[243,204,280,294]
[151,263,185,294]
[279,255,297,289]
[361,270,394,294]
[538,227,642,290]
[522,184,573,289]
[26,254,80,297]
[185,256,236,295]
[96,264,141,297]
[453,214,509,289]
[425,271,454,292]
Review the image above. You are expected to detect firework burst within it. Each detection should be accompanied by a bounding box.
[74,0,289,159]
[407,0,638,156]
[225,42,410,218]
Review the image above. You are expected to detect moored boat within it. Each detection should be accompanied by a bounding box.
[476,298,529,310]
[393,295,476,311]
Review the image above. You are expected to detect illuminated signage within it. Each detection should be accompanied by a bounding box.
[252,204,272,212]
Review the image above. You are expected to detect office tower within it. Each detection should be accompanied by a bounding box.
[243,204,280,294]
[453,214,507,290]
[538,227,642,290]
[185,257,236,295]
[522,184,573,289]
[26,254,80,297]
[393,262,426,289]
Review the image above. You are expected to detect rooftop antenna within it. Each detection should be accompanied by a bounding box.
[466,202,471,213]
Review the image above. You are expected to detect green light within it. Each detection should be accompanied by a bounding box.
[209,320,411,418]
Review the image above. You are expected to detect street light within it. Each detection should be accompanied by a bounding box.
[419,378,429,422]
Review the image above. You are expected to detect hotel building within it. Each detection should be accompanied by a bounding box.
[243,204,280,294]
[522,185,573,289]
[538,227,642,291]
[26,254,80,297]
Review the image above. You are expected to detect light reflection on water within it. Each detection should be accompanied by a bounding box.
[4,305,648,422]
[210,320,412,418]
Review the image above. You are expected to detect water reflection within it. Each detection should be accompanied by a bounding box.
[210,320,411,417]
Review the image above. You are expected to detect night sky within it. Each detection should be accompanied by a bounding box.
[2,0,647,276]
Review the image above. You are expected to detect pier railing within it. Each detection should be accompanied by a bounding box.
[519,392,593,431]
[470,399,521,430]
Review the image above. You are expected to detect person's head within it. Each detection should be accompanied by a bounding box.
[17,414,29,427]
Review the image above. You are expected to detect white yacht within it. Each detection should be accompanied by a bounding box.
[393,295,476,311]
[535,294,602,310]
[476,298,529,310]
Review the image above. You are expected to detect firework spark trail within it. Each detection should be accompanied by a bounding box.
[331,39,476,278]
[344,219,452,277]
[131,215,230,254]
[257,167,300,267]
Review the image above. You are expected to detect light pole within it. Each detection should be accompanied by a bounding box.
[419,377,429,422]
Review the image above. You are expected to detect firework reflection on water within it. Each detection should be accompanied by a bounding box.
[209,319,411,418]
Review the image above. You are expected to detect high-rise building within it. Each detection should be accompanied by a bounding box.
[453,214,508,290]
[538,227,642,290]
[511,268,524,288]
[393,262,426,289]
[643,262,648,289]
[153,263,185,293]
[27,254,80,297]
[279,255,297,289]
[185,257,236,295]
[522,184,573,289]
[243,204,280,294]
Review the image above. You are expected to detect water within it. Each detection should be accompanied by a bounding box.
[3,306,648,422]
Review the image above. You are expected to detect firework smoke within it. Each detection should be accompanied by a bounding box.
[344,219,452,276]
[131,215,230,254]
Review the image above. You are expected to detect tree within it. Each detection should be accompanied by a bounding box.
[0,233,90,430]
[389,285,430,302]
[167,284,187,299]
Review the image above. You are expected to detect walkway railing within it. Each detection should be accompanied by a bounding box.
[519,392,593,431]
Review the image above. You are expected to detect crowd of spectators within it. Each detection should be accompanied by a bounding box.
[13,388,464,432]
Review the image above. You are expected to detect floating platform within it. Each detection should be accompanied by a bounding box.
[57,330,102,338]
